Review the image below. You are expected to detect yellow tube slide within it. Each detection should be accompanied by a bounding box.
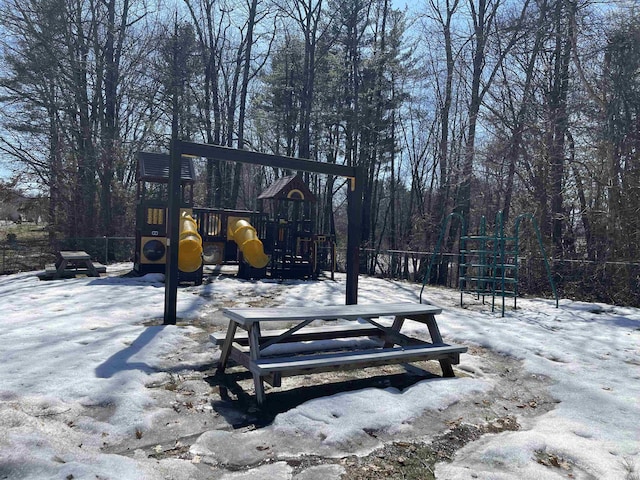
[178,211,203,272]
[228,219,270,268]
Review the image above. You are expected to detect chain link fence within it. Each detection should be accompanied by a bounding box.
[0,239,54,275]
[56,237,135,264]
[358,248,640,307]
[0,237,135,274]
[2,237,638,306]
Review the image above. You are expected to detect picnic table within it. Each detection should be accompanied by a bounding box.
[38,251,106,280]
[212,302,467,406]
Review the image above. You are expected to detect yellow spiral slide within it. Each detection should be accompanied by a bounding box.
[228,219,270,269]
[178,211,203,272]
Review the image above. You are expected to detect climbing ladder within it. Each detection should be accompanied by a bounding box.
[420,212,558,316]
[459,212,517,316]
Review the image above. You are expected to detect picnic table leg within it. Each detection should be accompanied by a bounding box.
[423,314,455,377]
[247,323,266,406]
[85,260,99,277]
[383,315,406,348]
[55,259,68,279]
[216,321,238,373]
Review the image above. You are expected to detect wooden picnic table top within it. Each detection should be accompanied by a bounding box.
[59,250,92,260]
[222,302,443,326]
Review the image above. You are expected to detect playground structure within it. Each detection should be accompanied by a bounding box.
[158,141,362,325]
[420,211,558,316]
[134,152,204,284]
[254,174,333,279]
[134,152,334,283]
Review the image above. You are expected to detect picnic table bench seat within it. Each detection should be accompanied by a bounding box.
[253,344,467,378]
[215,303,467,406]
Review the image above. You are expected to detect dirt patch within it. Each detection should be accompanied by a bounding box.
[329,348,555,480]
[339,416,518,480]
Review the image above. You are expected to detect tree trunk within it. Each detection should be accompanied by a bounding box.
[432,0,460,242]
[502,0,546,224]
[100,0,129,235]
[547,0,573,255]
[296,0,323,160]
[67,0,96,238]
[230,0,260,209]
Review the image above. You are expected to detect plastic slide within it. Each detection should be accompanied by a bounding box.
[228,219,270,268]
[178,211,203,272]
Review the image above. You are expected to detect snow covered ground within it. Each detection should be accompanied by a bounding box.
[0,264,638,479]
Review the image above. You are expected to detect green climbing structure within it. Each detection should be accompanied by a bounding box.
[420,211,558,316]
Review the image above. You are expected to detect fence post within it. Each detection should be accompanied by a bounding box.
[404,253,409,280]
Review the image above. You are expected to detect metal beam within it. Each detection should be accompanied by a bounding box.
[177,140,358,179]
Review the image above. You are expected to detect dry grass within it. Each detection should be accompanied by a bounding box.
[0,221,51,274]
[0,220,48,242]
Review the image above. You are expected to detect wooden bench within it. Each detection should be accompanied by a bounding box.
[215,303,467,406]
[37,251,106,280]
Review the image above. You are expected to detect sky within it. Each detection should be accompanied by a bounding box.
[0,265,638,479]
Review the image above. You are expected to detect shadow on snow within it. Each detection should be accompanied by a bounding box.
[95,326,165,378]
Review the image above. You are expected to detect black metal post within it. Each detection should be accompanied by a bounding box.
[164,20,181,326]
[346,168,363,305]
[163,140,181,325]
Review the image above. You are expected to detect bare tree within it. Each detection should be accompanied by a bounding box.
[454,0,532,224]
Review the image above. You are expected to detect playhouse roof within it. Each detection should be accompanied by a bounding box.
[137,152,195,184]
[257,175,317,202]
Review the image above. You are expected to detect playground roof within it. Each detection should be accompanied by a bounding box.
[137,152,195,183]
[257,174,317,202]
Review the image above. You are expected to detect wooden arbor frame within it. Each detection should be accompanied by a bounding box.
[163,140,363,325]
